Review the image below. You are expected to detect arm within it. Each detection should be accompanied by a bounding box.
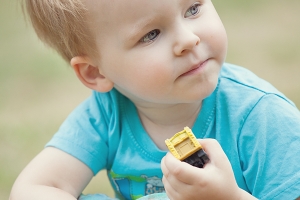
[161,139,257,200]
[10,147,94,200]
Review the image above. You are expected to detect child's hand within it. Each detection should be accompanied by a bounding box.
[161,139,253,200]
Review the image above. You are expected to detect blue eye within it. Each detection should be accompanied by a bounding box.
[185,2,201,17]
[140,29,160,43]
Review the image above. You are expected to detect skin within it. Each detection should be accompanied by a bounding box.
[77,0,227,148]
[10,0,260,199]
[161,139,256,200]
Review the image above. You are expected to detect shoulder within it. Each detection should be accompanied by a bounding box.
[71,89,126,120]
[217,65,300,200]
[220,63,281,95]
[46,89,128,174]
[217,63,295,107]
[57,89,134,144]
[213,63,299,136]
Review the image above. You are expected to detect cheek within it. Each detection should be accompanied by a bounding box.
[210,22,228,59]
[114,57,173,94]
[134,62,171,89]
[202,9,228,61]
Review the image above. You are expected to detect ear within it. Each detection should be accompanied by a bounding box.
[70,56,114,92]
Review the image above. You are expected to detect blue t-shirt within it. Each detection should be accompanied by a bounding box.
[46,63,300,200]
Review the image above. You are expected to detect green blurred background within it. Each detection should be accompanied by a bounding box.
[1,0,299,199]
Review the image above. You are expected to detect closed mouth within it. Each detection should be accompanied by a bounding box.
[179,59,209,77]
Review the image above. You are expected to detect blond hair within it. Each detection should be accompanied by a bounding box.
[23,0,96,62]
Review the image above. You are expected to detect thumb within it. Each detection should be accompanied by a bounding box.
[197,139,231,168]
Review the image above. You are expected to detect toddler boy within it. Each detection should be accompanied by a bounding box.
[11,0,300,199]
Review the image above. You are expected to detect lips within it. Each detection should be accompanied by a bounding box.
[179,59,208,77]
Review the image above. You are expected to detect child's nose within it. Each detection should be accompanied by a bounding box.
[173,26,200,56]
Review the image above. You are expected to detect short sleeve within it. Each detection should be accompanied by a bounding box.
[238,94,300,200]
[46,91,111,175]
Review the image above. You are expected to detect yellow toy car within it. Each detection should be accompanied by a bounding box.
[165,127,209,168]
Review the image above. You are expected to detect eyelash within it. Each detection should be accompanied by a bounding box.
[139,2,201,43]
[185,2,202,18]
[139,29,161,43]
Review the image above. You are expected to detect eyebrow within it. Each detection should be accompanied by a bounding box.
[126,16,157,41]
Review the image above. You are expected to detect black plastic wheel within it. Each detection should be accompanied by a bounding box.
[183,149,210,168]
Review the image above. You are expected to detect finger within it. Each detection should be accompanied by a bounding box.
[163,153,203,184]
[198,139,232,169]
[162,154,191,194]
[161,156,169,177]
[163,173,199,200]
[161,152,182,174]
[162,175,179,200]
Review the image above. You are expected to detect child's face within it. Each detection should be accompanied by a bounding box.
[87,0,227,105]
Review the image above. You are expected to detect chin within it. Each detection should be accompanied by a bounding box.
[199,79,219,99]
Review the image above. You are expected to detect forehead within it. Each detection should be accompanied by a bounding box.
[84,0,183,48]
[86,0,177,24]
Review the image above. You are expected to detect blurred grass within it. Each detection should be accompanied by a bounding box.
[1,0,299,199]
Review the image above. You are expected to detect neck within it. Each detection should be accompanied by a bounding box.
[135,101,202,149]
[137,102,202,127]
